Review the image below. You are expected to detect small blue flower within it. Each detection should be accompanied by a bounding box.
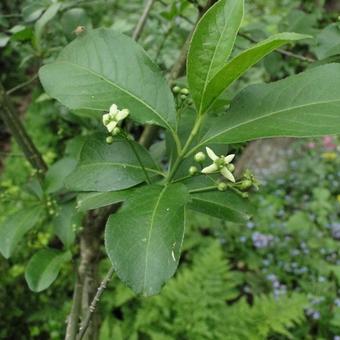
[239,236,247,243]
[246,221,255,229]
[318,276,326,283]
[312,311,320,320]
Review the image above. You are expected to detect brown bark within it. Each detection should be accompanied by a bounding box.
[0,82,47,174]
[325,0,340,12]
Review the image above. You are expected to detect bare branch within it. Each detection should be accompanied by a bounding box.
[132,0,156,41]
[6,74,39,95]
[76,267,115,340]
[0,82,47,174]
[65,271,83,340]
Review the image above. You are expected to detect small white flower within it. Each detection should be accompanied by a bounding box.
[109,104,118,115]
[201,147,236,182]
[117,108,129,120]
[106,120,118,133]
[102,104,129,134]
[102,113,110,125]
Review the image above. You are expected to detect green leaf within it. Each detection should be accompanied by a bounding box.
[65,136,162,192]
[285,211,315,235]
[200,64,340,147]
[22,2,46,23]
[53,201,84,248]
[45,157,77,193]
[0,33,10,47]
[187,0,244,114]
[105,184,189,296]
[60,8,92,38]
[202,32,311,112]
[313,24,340,60]
[0,206,43,259]
[34,2,61,51]
[25,177,44,200]
[189,191,253,223]
[77,189,133,211]
[183,176,253,222]
[39,28,176,130]
[25,249,71,292]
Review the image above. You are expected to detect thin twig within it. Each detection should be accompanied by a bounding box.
[0,82,47,174]
[0,151,25,157]
[76,267,115,340]
[70,207,114,340]
[132,0,156,41]
[6,74,38,95]
[126,136,151,184]
[276,48,315,63]
[0,14,22,18]
[238,32,315,63]
[65,270,83,340]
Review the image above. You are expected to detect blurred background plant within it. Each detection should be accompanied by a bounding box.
[1,0,340,339]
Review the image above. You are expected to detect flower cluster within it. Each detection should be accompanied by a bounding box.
[266,274,287,298]
[305,308,321,320]
[102,104,129,135]
[201,147,236,182]
[331,222,340,240]
[252,232,274,249]
[323,136,337,150]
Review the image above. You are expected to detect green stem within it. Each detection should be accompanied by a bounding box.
[125,136,152,184]
[173,172,204,184]
[170,128,182,155]
[166,115,203,182]
[185,142,205,159]
[227,183,248,197]
[206,174,219,185]
[189,185,217,194]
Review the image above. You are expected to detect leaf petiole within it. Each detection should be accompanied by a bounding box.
[122,132,152,184]
[189,185,217,194]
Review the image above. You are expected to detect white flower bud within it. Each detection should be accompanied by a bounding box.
[189,166,198,176]
[239,179,252,190]
[194,152,206,163]
[172,86,180,93]
[218,182,227,191]
[106,136,114,144]
[227,163,235,172]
